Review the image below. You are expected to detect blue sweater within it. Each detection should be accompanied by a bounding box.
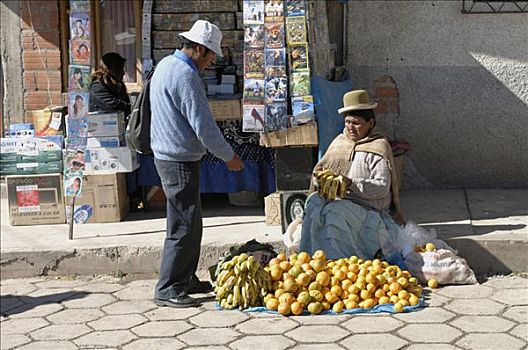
[150,50,234,162]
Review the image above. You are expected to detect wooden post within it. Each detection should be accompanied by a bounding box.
[307,0,335,78]
[68,197,75,240]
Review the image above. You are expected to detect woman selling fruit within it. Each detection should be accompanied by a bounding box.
[300,89,404,260]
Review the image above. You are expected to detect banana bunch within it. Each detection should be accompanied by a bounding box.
[214,253,273,310]
[314,169,348,200]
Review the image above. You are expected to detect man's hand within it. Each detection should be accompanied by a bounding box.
[225,154,244,171]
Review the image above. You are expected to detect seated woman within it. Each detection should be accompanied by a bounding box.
[299,89,403,260]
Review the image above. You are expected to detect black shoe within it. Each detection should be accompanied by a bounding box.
[187,276,214,294]
[154,294,201,308]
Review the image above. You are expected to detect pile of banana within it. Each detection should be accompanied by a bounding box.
[215,253,273,310]
[314,169,348,200]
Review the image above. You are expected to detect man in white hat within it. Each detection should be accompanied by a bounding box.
[150,20,244,308]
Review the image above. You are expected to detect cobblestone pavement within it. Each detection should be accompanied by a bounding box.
[1,275,527,350]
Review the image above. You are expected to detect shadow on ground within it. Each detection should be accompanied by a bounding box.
[1,291,89,316]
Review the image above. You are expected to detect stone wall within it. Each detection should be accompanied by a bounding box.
[346,1,528,189]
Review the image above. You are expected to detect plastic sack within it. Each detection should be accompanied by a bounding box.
[399,221,456,258]
[283,217,303,252]
[404,249,478,285]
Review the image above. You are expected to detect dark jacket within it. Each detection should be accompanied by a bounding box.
[89,80,131,117]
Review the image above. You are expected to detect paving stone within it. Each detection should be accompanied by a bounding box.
[8,303,63,319]
[131,320,193,337]
[456,333,525,350]
[405,344,460,350]
[0,296,24,314]
[437,285,494,299]
[483,276,528,289]
[286,325,348,343]
[291,344,345,350]
[122,337,186,350]
[340,333,408,350]
[125,279,158,288]
[291,314,350,325]
[444,298,506,315]
[491,288,528,306]
[35,278,88,289]
[17,341,77,350]
[178,328,239,346]
[46,308,104,324]
[88,314,147,330]
[450,315,515,332]
[29,324,92,341]
[0,282,37,295]
[73,283,124,293]
[144,306,202,320]
[62,293,116,308]
[74,330,137,347]
[425,292,452,307]
[393,307,456,323]
[509,323,528,342]
[23,288,84,305]
[0,334,31,349]
[189,310,249,328]
[0,317,48,335]
[235,317,298,334]
[398,324,462,343]
[1,277,46,285]
[183,347,229,350]
[103,300,157,315]
[503,305,528,323]
[342,315,403,333]
[113,285,154,300]
[201,300,219,311]
[230,335,295,350]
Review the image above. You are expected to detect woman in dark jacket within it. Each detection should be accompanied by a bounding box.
[90,52,131,117]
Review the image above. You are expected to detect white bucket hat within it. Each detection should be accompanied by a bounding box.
[179,20,223,57]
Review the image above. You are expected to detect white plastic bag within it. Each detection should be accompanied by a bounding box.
[283,217,303,252]
[404,249,478,285]
[399,221,456,258]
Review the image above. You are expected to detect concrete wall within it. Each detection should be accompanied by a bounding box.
[345,1,528,189]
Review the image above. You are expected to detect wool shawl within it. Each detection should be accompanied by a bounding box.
[312,128,403,223]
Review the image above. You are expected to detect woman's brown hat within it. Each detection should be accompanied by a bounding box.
[338,89,378,114]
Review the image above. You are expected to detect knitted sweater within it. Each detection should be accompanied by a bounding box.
[149,50,234,162]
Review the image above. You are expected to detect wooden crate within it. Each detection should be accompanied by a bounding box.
[260,121,318,148]
[264,192,281,226]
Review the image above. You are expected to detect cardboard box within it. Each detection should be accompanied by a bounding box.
[208,98,242,120]
[0,161,63,175]
[31,106,67,136]
[86,111,125,137]
[6,173,66,225]
[84,147,138,174]
[86,135,125,148]
[264,192,281,226]
[66,173,129,223]
[260,121,318,148]
[0,137,63,163]
[221,75,236,84]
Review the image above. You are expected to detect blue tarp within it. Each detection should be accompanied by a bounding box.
[311,76,354,159]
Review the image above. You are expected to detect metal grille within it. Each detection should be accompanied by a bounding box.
[462,0,528,13]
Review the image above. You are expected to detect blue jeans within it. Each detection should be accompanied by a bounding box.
[154,158,202,299]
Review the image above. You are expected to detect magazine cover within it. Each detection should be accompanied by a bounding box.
[70,0,90,13]
[292,95,315,125]
[265,76,288,103]
[244,24,265,48]
[244,49,265,79]
[65,137,87,151]
[289,43,309,71]
[266,65,287,77]
[265,48,286,67]
[290,71,311,97]
[243,0,265,24]
[243,79,265,102]
[70,39,91,65]
[265,103,289,131]
[70,12,90,40]
[63,149,86,172]
[68,92,89,118]
[68,65,91,91]
[264,0,284,22]
[286,0,306,16]
[66,117,88,138]
[64,172,83,198]
[265,22,285,49]
[286,16,307,45]
[243,105,266,132]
